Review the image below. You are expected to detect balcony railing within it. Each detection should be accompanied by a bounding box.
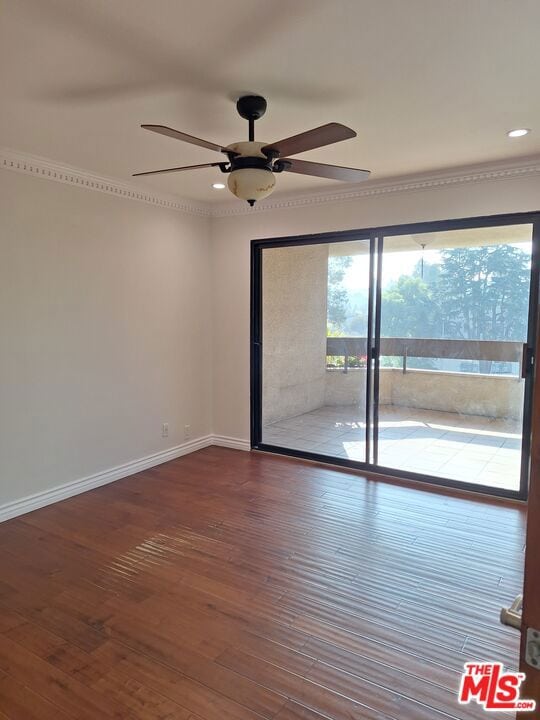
[326,337,526,376]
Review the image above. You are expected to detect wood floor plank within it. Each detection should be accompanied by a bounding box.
[0,675,72,720]
[0,634,139,720]
[0,447,525,720]
[93,640,278,720]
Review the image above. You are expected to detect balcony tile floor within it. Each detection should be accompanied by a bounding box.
[262,405,522,491]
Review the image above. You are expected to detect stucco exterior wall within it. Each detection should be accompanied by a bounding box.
[323,367,523,419]
[325,368,367,409]
[262,244,329,424]
[379,368,524,419]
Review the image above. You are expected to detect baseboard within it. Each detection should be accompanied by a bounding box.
[0,434,253,523]
[0,435,216,523]
[211,435,251,452]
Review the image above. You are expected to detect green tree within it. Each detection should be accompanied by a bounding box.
[381,275,440,338]
[413,259,440,286]
[327,256,352,329]
[435,245,530,341]
[348,310,369,336]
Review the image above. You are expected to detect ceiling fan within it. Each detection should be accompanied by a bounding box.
[133,95,370,206]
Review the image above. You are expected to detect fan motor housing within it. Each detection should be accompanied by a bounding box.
[224,141,289,173]
[226,141,271,171]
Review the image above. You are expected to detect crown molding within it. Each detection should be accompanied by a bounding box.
[2,146,540,220]
[211,154,540,217]
[0,147,212,217]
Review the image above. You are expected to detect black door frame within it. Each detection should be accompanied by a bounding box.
[251,210,540,501]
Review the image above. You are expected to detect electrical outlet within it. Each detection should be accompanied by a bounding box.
[184,424,191,441]
[161,422,169,438]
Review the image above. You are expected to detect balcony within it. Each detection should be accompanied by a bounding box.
[262,337,524,491]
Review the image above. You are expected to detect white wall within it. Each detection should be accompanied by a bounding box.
[210,174,540,442]
[2,161,540,513]
[0,169,212,507]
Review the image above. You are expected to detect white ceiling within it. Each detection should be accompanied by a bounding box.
[2,0,540,203]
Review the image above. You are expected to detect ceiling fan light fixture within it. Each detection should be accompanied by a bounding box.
[227,167,275,206]
[134,96,370,203]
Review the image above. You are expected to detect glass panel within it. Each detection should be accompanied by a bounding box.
[261,238,370,463]
[377,223,533,492]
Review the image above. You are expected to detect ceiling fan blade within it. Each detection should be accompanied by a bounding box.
[133,162,223,177]
[262,123,356,158]
[281,158,370,183]
[141,125,231,154]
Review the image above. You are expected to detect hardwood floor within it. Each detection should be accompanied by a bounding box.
[0,447,525,720]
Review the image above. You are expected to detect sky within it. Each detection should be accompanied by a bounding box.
[342,242,532,292]
[342,248,438,291]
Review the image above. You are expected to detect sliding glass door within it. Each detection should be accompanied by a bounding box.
[259,237,372,463]
[251,213,539,499]
[376,224,534,493]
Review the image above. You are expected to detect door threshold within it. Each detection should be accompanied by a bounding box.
[252,444,526,506]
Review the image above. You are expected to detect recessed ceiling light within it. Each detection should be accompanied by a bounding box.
[507,128,530,138]
[212,182,226,189]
